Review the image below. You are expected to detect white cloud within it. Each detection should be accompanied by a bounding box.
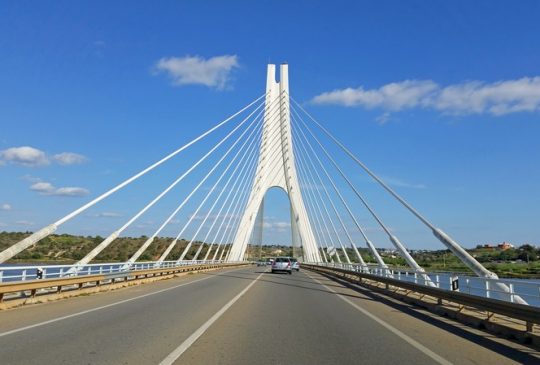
[274,222,291,229]
[21,174,42,183]
[30,181,89,197]
[53,152,87,165]
[432,78,540,115]
[0,147,88,167]
[313,80,438,110]
[262,221,291,232]
[30,182,55,194]
[0,203,11,211]
[312,76,540,116]
[53,187,90,197]
[154,55,239,89]
[376,112,391,125]
[0,146,49,167]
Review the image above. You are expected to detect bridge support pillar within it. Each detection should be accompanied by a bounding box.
[227,64,321,262]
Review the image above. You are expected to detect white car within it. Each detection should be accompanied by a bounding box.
[271,257,292,274]
[288,257,300,271]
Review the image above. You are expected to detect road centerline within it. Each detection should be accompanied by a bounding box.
[304,271,453,365]
[159,270,265,365]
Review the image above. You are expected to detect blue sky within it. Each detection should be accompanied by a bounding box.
[0,1,539,250]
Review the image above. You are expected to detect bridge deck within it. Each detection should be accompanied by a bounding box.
[0,266,537,364]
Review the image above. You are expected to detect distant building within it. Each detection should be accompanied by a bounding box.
[498,242,514,250]
[479,242,514,250]
[377,248,397,254]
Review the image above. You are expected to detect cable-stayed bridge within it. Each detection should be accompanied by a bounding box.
[0,65,539,364]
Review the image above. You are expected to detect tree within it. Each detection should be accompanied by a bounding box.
[518,245,538,261]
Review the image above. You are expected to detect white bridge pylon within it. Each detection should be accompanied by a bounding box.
[227,64,321,262]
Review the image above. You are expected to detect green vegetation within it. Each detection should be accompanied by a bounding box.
[0,231,207,263]
[409,246,540,278]
[2,231,538,278]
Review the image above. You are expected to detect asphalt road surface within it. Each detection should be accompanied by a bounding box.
[0,266,538,364]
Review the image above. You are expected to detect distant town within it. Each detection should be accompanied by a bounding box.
[251,241,540,279]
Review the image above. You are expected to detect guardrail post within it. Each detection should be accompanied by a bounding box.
[22,269,27,282]
[509,283,515,303]
[0,270,3,283]
[485,280,490,299]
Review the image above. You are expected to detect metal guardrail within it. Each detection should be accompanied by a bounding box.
[311,262,540,307]
[0,260,230,283]
[0,262,249,303]
[304,264,540,328]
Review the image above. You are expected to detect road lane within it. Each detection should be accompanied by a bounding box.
[160,271,265,365]
[0,267,260,365]
[173,268,539,365]
[0,267,243,335]
[306,270,540,364]
[174,268,439,365]
[0,274,215,338]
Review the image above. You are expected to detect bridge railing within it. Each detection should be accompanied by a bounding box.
[0,260,230,283]
[313,262,540,307]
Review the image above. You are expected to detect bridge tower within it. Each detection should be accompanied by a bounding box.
[227,64,321,262]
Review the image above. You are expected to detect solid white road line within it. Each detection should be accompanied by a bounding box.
[305,272,453,365]
[159,271,265,365]
[0,268,244,338]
